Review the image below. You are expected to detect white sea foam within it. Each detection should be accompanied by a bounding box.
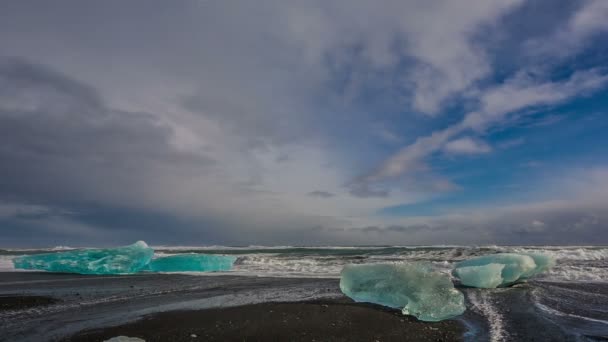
[535,302,608,325]
[507,247,608,261]
[0,255,16,272]
[233,254,346,278]
[539,266,608,282]
[467,291,506,342]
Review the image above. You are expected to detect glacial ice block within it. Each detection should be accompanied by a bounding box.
[146,254,236,272]
[339,263,465,322]
[12,241,154,275]
[452,253,556,288]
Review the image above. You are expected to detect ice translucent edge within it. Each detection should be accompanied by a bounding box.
[340,263,466,322]
[146,253,237,272]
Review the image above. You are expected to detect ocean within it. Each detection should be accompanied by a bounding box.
[1,245,607,341]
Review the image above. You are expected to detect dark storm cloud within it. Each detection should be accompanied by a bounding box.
[355,224,430,234]
[0,57,352,246]
[0,57,213,206]
[347,182,390,198]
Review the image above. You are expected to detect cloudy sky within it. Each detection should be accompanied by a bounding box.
[1,0,608,246]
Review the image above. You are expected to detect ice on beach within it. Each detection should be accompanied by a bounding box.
[452,253,556,288]
[339,263,466,322]
[146,253,237,272]
[103,337,145,342]
[12,241,154,275]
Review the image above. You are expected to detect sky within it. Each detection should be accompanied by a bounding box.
[1,0,608,246]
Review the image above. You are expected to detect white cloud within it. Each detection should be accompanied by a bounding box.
[396,0,525,114]
[443,137,491,155]
[525,0,608,58]
[355,0,608,191]
[464,68,608,131]
[362,67,608,187]
[532,220,546,227]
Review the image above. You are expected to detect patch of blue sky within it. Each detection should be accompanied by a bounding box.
[378,90,608,218]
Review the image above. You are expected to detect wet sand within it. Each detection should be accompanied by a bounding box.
[0,295,58,311]
[66,301,463,342]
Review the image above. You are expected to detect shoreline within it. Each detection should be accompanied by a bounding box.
[64,300,464,342]
[0,272,465,341]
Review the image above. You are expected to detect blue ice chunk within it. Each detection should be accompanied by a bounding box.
[452,253,556,288]
[12,241,154,275]
[146,254,236,272]
[340,263,466,322]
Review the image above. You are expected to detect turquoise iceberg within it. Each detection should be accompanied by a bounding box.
[340,263,466,322]
[146,254,236,272]
[12,241,154,275]
[452,253,556,288]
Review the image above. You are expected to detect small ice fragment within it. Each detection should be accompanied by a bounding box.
[12,241,153,275]
[452,253,556,288]
[339,263,465,322]
[146,253,236,272]
[103,336,145,342]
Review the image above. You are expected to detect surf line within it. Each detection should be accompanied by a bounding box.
[468,291,507,342]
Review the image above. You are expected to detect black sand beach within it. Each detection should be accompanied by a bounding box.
[2,271,607,341]
[0,295,58,311]
[0,272,464,342]
[67,301,463,342]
